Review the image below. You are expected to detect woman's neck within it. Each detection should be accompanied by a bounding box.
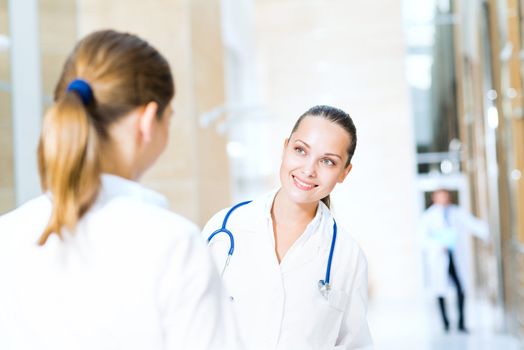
[271,189,318,228]
[271,189,319,263]
[99,139,137,180]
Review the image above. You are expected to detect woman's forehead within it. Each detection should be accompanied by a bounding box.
[290,117,350,153]
[293,117,349,139]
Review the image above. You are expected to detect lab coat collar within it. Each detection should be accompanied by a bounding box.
[430,203,455,210]
[97,174,170,209]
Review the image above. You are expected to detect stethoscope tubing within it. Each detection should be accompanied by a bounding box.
[207,201,252,275]
[324,220,337,285]
[207,200,337,297]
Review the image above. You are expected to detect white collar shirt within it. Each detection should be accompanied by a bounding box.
[203,189,373,350]
[0,174,241,350]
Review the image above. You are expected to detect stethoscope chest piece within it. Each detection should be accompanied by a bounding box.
[318,280,331,299]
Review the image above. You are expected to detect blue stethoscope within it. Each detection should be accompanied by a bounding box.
[207,200,338,299]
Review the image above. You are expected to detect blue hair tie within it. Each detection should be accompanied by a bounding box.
[66,79,93,105]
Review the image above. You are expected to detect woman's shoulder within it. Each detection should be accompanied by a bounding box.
[318,203,364,257]
[98,196,200,239]
[329,220,367,267]
[0,194,51,221]
[0,195,52,243]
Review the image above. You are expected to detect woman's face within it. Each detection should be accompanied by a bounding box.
[279,116,352,205]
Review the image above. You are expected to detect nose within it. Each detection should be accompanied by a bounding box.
[301,160,317,178]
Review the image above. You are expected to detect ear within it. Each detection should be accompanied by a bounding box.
[337,163,352,183]
[138,102,159,143]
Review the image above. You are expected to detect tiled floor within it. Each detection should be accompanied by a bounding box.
[368,295,523,349]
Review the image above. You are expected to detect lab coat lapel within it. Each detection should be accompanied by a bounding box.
[280,236,323,274]
[279,201,330,274]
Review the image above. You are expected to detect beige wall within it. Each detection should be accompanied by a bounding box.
[254,0,419,301]
[0,89,14,214]
[77,0,231,226]
[0,2,14,213]
[40,0,77,102]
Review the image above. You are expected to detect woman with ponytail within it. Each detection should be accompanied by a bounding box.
[203,106,372,349]
[0,30,240,350]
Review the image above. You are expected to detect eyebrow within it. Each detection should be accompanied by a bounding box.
[294,139,343,160]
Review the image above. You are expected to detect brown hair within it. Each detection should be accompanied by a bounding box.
[290,105,357,208]
[37,30,174,245]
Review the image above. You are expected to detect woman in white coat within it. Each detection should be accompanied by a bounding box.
[203,105,372,349]
[0,30,239,350]
[419,189,489,332]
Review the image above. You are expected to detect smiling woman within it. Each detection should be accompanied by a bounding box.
[282,105,357,210]
[203,105,372,350]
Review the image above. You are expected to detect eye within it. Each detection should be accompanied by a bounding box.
[321,158,335,167]
[294,147,306,155]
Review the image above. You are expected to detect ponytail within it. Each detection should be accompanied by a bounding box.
[37,92,101,245]
[36,30,175,245]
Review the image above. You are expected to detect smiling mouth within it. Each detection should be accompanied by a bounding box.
[292,175,317,191]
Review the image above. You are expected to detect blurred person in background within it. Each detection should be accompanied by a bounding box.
[0,29,240,350]
[204,105,372,349]
[419,188,489,333]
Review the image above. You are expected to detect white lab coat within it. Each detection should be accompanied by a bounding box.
[418,204,489,297]
[0,174,241,350]
[202,190,373,350]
